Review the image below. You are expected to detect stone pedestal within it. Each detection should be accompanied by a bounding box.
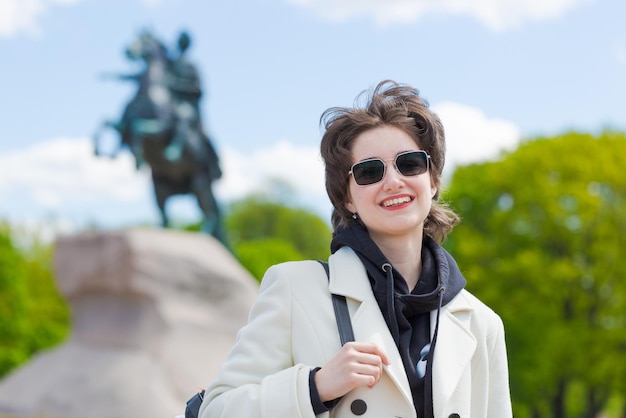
[0,228,258,418]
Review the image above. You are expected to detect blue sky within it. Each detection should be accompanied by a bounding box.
[1,0,624,237]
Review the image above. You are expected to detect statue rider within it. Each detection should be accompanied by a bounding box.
[164,32,221,182]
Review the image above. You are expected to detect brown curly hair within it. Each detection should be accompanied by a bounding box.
[319,80,460,243]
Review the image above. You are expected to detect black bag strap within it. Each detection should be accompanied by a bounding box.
[184,389,204,418]
[318,260,355,346]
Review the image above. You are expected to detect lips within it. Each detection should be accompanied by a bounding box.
[382,196,412,207]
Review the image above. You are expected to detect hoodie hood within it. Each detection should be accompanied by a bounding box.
[330,221,466,311]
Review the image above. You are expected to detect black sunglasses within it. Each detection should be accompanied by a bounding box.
[348,150,430,186]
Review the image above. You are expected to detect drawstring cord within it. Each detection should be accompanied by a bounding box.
[382,263,400,343]
[424,285,445,418]
[383,263,445,350]
[430,286,445,362]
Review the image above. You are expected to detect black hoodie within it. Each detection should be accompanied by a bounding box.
[330,221,466,418]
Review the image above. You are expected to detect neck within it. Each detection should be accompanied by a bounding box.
[370,231,424,291]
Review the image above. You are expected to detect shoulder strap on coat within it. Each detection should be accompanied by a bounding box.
[318,260,355,346]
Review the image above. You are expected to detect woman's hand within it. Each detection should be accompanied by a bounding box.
[314,341,390,402]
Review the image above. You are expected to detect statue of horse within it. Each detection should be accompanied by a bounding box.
[93,30,226,244]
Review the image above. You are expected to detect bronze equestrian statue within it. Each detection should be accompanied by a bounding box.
[94,30,226,244]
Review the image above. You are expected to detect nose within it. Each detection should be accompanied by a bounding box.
[382,163,405,190]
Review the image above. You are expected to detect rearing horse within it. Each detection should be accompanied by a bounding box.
[94,31,225,244]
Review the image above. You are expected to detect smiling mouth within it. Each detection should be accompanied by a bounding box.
[382,196,412,207]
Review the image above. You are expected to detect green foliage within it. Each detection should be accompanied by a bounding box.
[0,223,69,378]
[234,238,305,280]
[443,131,626,418]
[0,226,29,375]
[21,241,70,355]
[225,194,332,281]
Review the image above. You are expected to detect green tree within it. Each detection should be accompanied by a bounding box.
[0,223,69,378]
[0,224,29,375]
[234,238,304,280]
[225,194,332,281]
[443,131,626,418]
[22,238,70,357]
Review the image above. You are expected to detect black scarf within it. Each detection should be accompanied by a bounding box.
[330,221,466,418]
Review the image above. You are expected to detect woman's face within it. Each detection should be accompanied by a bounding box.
[345,125,436,243]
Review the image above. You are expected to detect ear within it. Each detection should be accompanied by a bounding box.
[431,184,438,199]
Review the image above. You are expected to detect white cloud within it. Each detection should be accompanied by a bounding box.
[0,137,150,208]
[0,0,44,37]
[32,188,62,208]
[214,140,327,204]
[285,0,591,31]
[432,101,521,174]
[0,0,82,38]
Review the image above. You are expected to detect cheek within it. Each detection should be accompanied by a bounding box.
[429,175,438,199]
[415,179,436,203]
[345,184,374,214]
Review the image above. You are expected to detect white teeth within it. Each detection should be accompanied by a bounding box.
[383,196,411,207]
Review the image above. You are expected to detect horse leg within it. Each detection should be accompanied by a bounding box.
[131,137,145,169]
[192,175,226,244]
[129,123,147,169]
[152,178,170,228]
[93,122,104,156]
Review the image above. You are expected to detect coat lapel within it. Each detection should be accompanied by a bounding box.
[431,292,476,417]
[328,247,415,410]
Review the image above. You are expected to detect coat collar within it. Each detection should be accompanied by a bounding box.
[328,247,477,416]
[328,247,371,302]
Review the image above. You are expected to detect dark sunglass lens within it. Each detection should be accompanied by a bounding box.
[396,152,428,176]
[352,160,385,185]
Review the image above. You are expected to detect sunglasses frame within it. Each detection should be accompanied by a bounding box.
[348,150,431,186]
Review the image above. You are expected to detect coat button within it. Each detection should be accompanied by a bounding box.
[350,399,367,415]
[448,414,460,418]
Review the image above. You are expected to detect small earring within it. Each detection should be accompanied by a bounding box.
[352,212,358,220]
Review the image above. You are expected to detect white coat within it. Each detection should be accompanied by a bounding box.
[200,246,513,418]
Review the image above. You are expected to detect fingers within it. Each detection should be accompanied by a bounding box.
[349,341,390,366]
[349,360,383,388]
[315,341,390,401]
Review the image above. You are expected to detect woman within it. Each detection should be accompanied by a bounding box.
[199,80,513,418]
